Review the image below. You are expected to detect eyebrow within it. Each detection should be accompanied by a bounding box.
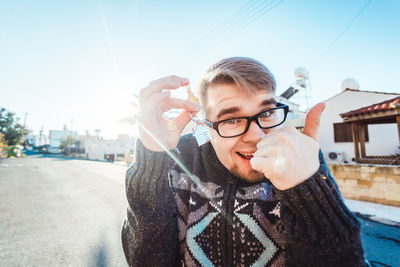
[216,98,276,120]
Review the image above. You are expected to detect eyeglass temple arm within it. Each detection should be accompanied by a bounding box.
[200,120,214,129]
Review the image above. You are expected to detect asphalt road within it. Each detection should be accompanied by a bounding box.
[0,154,128,267]
[360,216,400,267]
[0,153,399,266]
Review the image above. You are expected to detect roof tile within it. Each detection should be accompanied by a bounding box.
[340,96,400,118]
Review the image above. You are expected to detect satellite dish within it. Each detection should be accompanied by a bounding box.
[339,78,359,91]
[284,67,311,108]
[294,67,309,79]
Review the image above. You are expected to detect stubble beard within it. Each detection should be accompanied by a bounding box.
[229,164,265,183]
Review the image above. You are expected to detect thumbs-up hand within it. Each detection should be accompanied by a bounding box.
[250,103,326,190]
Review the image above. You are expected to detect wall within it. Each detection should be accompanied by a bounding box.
[49,130,78,148]
[367,124,399,156]
[85,138,135,161]
[329,163,400,207]
[319,90,399,162]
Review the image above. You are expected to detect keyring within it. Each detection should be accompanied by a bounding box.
[189,106,211,146]
[189,106,207,124]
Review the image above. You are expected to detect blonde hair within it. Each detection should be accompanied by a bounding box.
[198,57,276,108]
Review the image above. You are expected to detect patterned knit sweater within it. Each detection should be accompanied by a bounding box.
[121,135,365,266]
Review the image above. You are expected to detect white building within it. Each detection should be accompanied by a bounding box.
[319,89,400,163]
[26,133,49,147]
[84,134,135,162]
[49,129,78,148]
[276,96,306,128]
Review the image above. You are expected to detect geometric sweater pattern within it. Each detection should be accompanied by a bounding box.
[169,171,285,266]
[121,135,366,267]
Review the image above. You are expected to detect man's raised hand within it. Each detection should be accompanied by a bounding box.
[250,103,326,190]
[137,76,200,151]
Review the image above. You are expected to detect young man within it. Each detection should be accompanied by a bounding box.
[121,57,365,266]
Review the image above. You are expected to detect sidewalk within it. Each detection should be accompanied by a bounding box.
[114,161,129,166]
[344,198,400,226]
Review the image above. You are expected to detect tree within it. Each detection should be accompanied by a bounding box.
[0,132,5,146]
[60,135,79,154]
[0,132,6,157]
[0,108,27,146]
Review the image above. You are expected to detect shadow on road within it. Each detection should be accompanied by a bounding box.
[368,260,392,267]
[89,226,127,267]
[24,150,112,163]
[93,241,109,267]
[24,151,79,161]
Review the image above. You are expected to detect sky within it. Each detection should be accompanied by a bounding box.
[1,0,399,139]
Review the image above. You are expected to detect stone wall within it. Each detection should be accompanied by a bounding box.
[328,163,400,207]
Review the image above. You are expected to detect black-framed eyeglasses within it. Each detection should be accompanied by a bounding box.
[201,102,289,138]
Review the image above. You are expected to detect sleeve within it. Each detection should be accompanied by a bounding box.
[121,139,180,267]
[277,151,366,267]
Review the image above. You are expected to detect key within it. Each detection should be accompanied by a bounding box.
[193,124,211,146]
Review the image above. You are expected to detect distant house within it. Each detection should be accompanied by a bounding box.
[27,133,49,148]
[84,134,135,162]
[49,129,78,151]
[276,96,306,129]
[76,133,97,153]
[318,89,400,163]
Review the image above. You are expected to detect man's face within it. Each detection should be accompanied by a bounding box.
[206,83,276,183]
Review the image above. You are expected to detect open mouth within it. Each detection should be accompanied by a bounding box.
[237,152,254,160]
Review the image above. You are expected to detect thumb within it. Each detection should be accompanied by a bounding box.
[174,110,193,132]
[303,102,325,140]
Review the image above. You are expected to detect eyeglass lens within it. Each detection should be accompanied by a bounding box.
[218,108,285,137]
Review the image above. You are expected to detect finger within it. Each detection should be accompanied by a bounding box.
[256,129,289,149]
[140,75,189,101]
[254,145,281,158]
[250,156,280,175]
[250,156,265,173]
[146,90,171,106]
[161,97,200,113]
[173,110,192,132]
[303,102,325,141]
[251,156,286,177]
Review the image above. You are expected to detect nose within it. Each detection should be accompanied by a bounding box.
[241,121,265,143]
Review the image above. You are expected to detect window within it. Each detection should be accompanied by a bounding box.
[333,123,369,142]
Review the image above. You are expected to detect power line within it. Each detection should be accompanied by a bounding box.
[157,0,281,73]
[311,0,373,68]
[188,0,263,50]
[187,0,284,66]
[197,0,275,47]
[217,0,283,39]
[214,0,284,48]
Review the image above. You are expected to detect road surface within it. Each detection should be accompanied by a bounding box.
[0,154,128,266]
[0,154,399,266]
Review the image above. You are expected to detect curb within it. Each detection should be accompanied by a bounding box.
[355,212,400,228]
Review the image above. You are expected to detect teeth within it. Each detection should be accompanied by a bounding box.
[239,152,253,156]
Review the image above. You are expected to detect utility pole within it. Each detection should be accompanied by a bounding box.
[39,127,43,147]
[95,129,101,139]
[39,126,45,147]
[23,113,27,129]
